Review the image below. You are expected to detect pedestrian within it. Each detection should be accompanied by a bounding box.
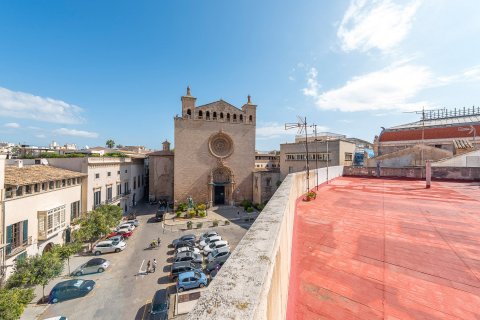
[147,260,151,273]
[153,259,157,273]
[157,237,161,246]
[237,211,240,216]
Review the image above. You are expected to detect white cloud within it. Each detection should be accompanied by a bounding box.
[288,76,296,81]
[4,122,20,128]
[36,134,46,138]
[338,0,421,53]
[53,128,98,138]
[302,68,320,97]
[0,87,84,124]
[304,64,433,112]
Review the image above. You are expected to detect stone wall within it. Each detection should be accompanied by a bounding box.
[186,166,344,320]
[148,154,174,202]
[343,166,480,180]
[252,170,281,204]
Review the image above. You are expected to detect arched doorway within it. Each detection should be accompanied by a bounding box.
[209,166,235,205]
[43,242,54,254]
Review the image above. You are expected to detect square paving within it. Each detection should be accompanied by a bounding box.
[287,177,480,320]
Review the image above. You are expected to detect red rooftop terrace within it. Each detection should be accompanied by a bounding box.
[288,177,480,320]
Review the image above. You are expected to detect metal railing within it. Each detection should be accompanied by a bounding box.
[6,236,33,257]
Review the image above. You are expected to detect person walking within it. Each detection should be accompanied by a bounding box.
[153,259,157,273]
[157,237,161,246]
[147,260,151,273]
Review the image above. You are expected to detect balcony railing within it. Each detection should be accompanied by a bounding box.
[6,236,33,258]
[93,191,130,210]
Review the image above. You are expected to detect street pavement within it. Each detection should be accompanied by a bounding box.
[33,202,250,320]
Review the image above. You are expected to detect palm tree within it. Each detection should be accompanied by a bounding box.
[106,139,115,148]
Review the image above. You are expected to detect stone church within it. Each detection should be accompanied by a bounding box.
[149,87,256,206]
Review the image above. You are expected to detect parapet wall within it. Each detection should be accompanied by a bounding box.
[343,166,480,180]
[186,166,344,320]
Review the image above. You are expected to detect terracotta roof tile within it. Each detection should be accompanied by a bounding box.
[4,165,86,186]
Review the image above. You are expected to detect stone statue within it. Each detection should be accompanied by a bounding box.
[187,196,194,209]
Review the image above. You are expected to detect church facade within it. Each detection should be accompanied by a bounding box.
[173,87,256,206]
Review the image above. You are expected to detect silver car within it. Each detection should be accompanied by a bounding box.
[93,240,126,255]
[72,258,110,276]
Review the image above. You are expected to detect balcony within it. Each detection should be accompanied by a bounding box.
[6,236,33,258]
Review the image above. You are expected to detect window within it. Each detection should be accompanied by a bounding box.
[62,179,66,187]
[94,189,101,207]
[124,182,129,193]
[125,169,127,173]
[345,153,353,161]
[206,111,210,120]
[25,185,32,194]
[49,181,55,189]
[71,201,81,221]
[67,179,71,186]
[95,173,100,179]
[186,109,191,117]
[76,178,81,184]
[289,166,293,173]
[226,113,230,121]
[107,186,112,201]
[38,205,66,240]
[16,186,23,197]
[213,111,217,119]
[56,180,61,188]
[117,183,122,196]
[107,172,111,177]
[198,110,203,119]
[220,112,224,119]
[434,144,442,149]
[117,170,120,175]
[133,177,136,189]
[233,114,237,121]
[34,184,39,192]
[6,220,29,256]
[239,114,243,122]
[249,115,253,123]
[42,182,47,191]
[266,178,271,187]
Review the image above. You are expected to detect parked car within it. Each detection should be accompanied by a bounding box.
[93,240,126,255]
[107,229,133,239]
[170,261,202,281]
[203,240,229,255]
[199,230,218,242]
[49,279,95,303]
[117,224,135,231]
[172,234,196,247]
[205,261,222,274]
[176,271,208,292]
[207,247,230,263]
[150,289,169,320]
[207,252,230,267]
[174,251,202,264]
[199,235,222,249]
[176,246,200,255]
[106,235,125,243]
[174,240,195,250]
[126,219,140,227]
[72,258,110,276]
[44,317,68,320]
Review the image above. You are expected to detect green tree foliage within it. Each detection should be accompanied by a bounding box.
[0,287,34,320]
[6,252,64,300]
[52,242,83,275]
[106,139,115,148]
[73,205,123,249]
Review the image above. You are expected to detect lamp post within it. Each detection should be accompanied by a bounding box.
[310,124,319,190]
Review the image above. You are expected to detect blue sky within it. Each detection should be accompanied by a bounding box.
[1,0,479,151]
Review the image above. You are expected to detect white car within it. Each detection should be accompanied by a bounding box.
[93,240,126,255]
[203,240,229,255]
[126,219,140,227]
[176,246,201,255]
[117,223,135,231]
[199,230,218,242]
[199,235,222,249]
[207,247,230,263]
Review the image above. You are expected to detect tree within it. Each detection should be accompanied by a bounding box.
[0,288,34,320]
[105,139,115,148]
[7,252,64,301]
[52,242,83,275]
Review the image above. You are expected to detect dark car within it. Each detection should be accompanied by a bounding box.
[49,279,95,303]
[169,261,201,281]
[174,240,195,250]
[174,251,202,264]
[155,208,166,222]
[172,234,196,247]
[150,289,169,320]
[207,252,230,268]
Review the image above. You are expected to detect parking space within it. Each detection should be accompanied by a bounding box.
[38,204,249,320]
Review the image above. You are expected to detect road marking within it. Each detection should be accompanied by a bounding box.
[142,299,151,320]
[137,259,147,277]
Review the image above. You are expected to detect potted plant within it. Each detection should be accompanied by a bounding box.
[187,221,193,229]
[196,222,203,229]
[212,220,219,227]
[303,191,317,201]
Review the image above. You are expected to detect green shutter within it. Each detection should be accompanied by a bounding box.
[6,225,13,255]
[22,220,28,245]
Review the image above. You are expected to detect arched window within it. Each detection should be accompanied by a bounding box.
[206,111,210,120]
[220,112,224,119]
[233,114,237,122]
[198,110,203,119]
[249,115,253,123]
[186,109,191,118]
[226,113,230,121]
[239,114,243,122]
[213,111,217,119]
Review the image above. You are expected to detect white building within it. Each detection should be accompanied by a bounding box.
[2,161,85,278]
[48,156,146,213]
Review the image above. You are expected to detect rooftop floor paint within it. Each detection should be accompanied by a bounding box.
[287,177,480,320]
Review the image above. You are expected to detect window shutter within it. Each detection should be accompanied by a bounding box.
[23,220,28,244]
[6,225,13,255]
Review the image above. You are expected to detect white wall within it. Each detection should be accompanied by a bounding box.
[432,150,480,167]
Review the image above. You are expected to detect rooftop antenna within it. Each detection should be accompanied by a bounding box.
[285,116,310,192]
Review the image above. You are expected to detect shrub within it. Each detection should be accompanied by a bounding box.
[183,213,189,219]
[188,210,195,218]
[196,222,203,229]
[246,207,254,213]
[199,211,206,218]
[240,199,252,210]
[196,203,206,211]
[212,220,219,227]
[177,202,188,212]
[187,221,193,229]
[176,211,182,218]
[224,220,230,225]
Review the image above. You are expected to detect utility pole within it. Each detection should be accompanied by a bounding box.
[310,124,319,190]
[285,116,310,193]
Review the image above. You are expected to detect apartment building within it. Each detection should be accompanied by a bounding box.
[254,151,280,170]
[48,156,146,213]
[2,161,85,278]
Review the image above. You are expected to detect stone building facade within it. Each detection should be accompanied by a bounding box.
[252,169,281,205]
[174,87,256,206]
[148,141,175,202]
